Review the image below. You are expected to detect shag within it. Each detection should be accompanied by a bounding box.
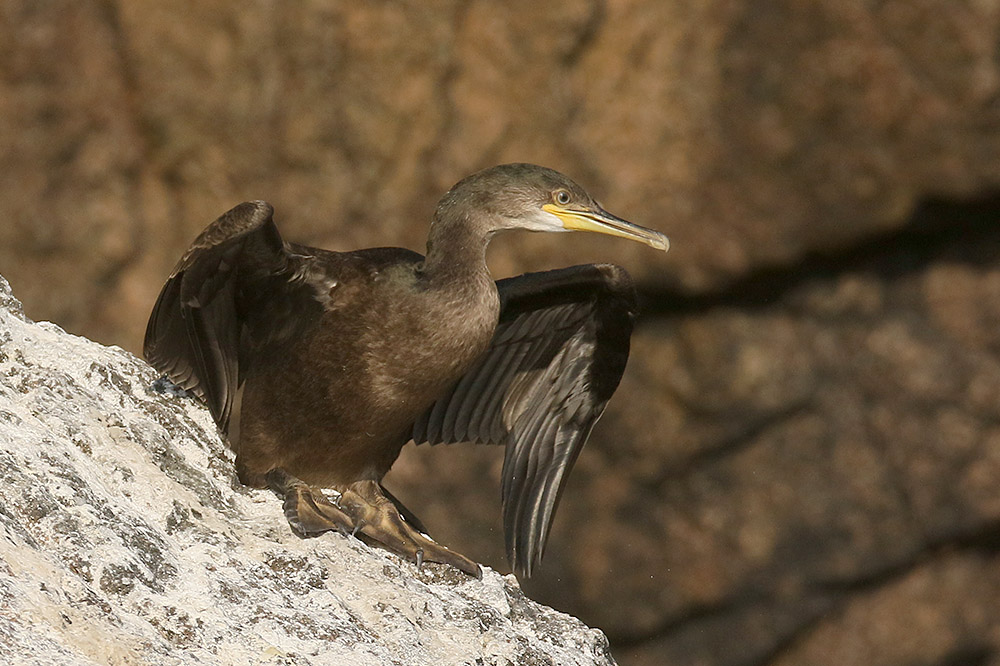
[144,163,668,578]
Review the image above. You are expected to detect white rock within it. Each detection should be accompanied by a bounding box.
[0,274,616,666]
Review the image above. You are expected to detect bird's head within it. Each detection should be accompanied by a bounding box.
[434,163,669,252]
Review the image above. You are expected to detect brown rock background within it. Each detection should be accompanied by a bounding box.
[3,1,1000,664]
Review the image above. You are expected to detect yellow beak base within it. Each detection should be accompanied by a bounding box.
[542,203,669,252]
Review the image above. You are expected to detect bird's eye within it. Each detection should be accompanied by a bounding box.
[554,190,571,205]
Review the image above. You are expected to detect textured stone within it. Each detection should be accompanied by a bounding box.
[0,275,615,666]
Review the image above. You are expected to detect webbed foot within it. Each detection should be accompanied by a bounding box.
[266,469,354,535]
[266,470,481,578]
[339,480,482,578]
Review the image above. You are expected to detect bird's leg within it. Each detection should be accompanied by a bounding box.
[379,483,430,535]
[338,480,482,578]
[266,470,481,578]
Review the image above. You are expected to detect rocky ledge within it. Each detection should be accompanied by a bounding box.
[0,274,614,666]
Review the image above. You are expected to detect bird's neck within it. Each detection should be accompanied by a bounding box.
[422,213,494,291]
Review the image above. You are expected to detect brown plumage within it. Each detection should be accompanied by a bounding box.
[144,163,668,577]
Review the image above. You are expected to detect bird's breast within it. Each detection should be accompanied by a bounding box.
[364,280,500,411]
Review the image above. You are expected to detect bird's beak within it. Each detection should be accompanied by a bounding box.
[542,204,669,252]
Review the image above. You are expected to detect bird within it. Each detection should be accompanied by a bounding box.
[144,163,668,578]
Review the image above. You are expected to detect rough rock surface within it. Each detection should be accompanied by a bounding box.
[5,3,1000,665]
[0,275,615,666]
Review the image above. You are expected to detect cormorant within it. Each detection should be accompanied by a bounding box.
[145,163,668,578]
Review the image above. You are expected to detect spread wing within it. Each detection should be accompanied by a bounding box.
[143,200,320,434]
[411,263,636,577]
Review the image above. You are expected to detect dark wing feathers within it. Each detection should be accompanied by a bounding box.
[412,263,637,577]
[143,200,305,433]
